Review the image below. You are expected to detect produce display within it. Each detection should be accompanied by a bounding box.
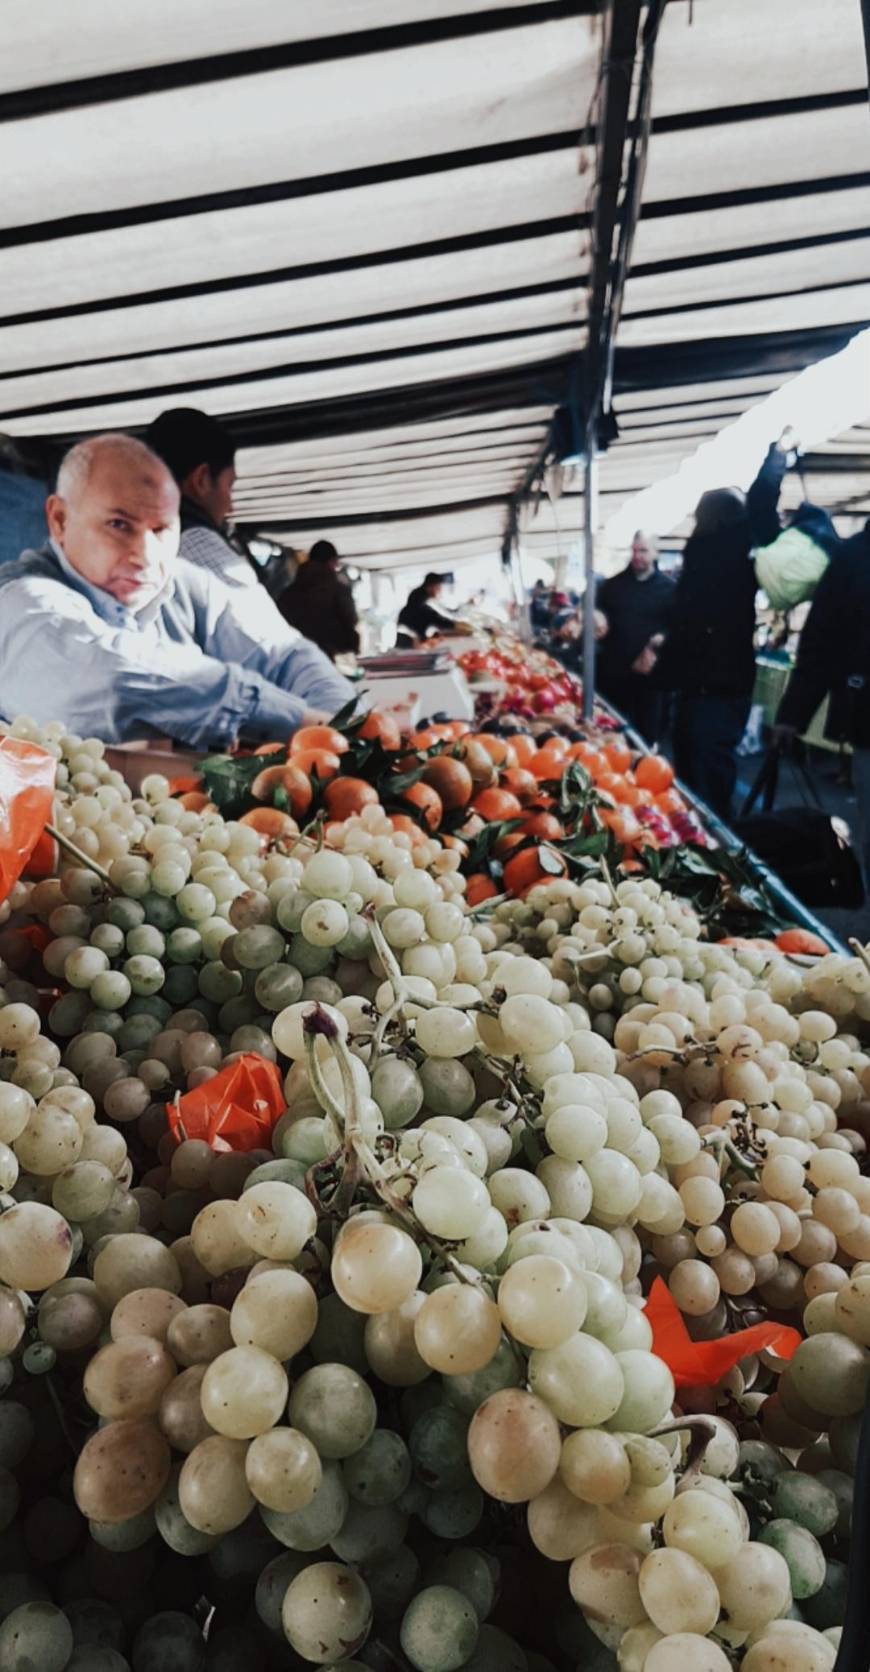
[0,708,865,1672]
[194,704,808,947]
[453,640,613,730]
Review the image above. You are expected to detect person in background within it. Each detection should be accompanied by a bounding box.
[147,405,317,647]
[654,433,793,817]
[278,540,360,661]
[145,407,252,586]
[0,434,353,746]
[548,590,573,632]
[595,531,675,744]
[775,518,870,883]
[530,579,550,629]
[396,572,470,646]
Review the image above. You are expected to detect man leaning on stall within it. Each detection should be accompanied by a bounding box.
[0,434,353,748]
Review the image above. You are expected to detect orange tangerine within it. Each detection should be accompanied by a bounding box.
[603,738,632,774]
[422,756,474,811]
[471,734,517,769]
[239,806,299,840]
[501,767,539,805]
[323,778,380,819]
[389,813,427,847]
[402,782,443,832]
[359,710,401,751]
[291,725,349,756]
[510,733,537,766]
[635,754,675,794]
[291,748,342,782]
[503,845,567,896]
[521,811,565,841]
[472,786,523,822]
[466,874,499,906]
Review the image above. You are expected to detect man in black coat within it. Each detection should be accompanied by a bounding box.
[655,435,792,817]
[776,519,870,881]
[596,531,675,743]
[278,540,360,661]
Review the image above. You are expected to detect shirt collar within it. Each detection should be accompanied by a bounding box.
[181,494,220,533]
[49,538,175,626]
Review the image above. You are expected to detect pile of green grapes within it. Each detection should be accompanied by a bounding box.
[0,712,866,1672]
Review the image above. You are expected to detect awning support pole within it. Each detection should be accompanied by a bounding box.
[582,416,598,723]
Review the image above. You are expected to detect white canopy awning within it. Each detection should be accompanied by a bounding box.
[1,0,866,571]
[600,0,869,552]
[0,2,599,565]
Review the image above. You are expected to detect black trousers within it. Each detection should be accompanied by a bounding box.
[598,674,667,745]
[673,694,751,820]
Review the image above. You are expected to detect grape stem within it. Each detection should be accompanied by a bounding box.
[365,912,413,1070]
[467,893,509,917]
[848,937,870,979]
[364,910,492,1069]
[353,1131,480,1286]
[45,823,117,890]
[371,993,408,1070]
[702,1132,761,1180]
[305,1020,479,1284]
[649,1413,719,1485]
[599,856,620,907]
[303,1027,361,1216]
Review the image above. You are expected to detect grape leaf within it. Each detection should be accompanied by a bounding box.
[561,831,609,861]
[200,752,278,816]
[387,763,430,793]
[538,843,567,875]
[463,819,525,873]
[328,697,364,733]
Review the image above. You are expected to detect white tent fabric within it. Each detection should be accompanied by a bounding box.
[0,0,866,575]
[1,0,549,90]
[0,1,597,568]
[598,0,869,553]
[0,20,594,229]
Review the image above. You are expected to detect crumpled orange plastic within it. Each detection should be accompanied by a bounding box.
[166,1053,286,1152]
[646,1276,802,1388]
[0,738,57,903]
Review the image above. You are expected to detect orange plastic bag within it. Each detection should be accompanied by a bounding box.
[0,738,57,903]
[166,1053,286,1153]
[646,1277,801,1388]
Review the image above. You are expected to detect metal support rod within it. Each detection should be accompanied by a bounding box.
[602,0,668,416]
[582,417,598,721]
[513,549,532,644]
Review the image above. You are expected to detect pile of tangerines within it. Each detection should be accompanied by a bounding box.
[178,711,713,903]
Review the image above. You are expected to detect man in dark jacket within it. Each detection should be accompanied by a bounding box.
[146,407,248,588]
[776,519,870,880]
[655,435,791,817]
[146,405,331,652]
[278,540,359,661]
[596,532,675,742]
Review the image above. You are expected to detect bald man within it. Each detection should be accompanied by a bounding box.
[0,434,353,747]
[595,531,675,744]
